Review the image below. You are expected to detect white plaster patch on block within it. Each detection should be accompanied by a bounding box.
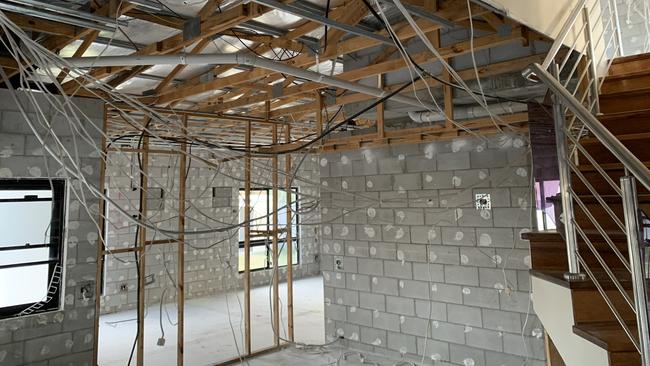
[395,227,405,239]
[451,139,467,152]
[28,166,42,176]
[396,210,405,222]
[424,143,435,159]
[429,251,438,262]
[340,226,349,236]
[0,146,13,157]
[524,255,532,268]
[367,207,376,218]
[362,149,374,164]
[479,233,492,246]
[516,167,528,177]
[454,231,464,241]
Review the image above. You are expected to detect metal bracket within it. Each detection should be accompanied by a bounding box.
[183,17,201,42]
[563,272,588,281]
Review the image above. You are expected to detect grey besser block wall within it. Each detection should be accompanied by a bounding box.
[0,89,103,366]
[319,134,547,366]
[101,153,321,313]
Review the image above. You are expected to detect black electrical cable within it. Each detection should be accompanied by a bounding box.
[229,30,303,61]
[323,0,331,52]
[126,114,155,365]
[127,224,141,366]
[223,74,422,155]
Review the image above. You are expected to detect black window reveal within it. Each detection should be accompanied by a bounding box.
[0,179,66,318]
[238,188,299,272]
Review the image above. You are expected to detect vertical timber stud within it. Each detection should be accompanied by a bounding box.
[284,125,294,341]
[177,115,188,366]
[137,133,150,366]
[270,101,280,347]
[244,121,252,354]
[93,104,109,366]
[377,74,385,138]
[316,92,323,134]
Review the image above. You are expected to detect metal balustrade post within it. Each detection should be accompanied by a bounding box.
[551,63,585,280]
[611,0,625,57]
[582,6,601,115]
[620,176,650,365]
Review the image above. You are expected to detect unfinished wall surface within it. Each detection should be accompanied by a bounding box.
[615,0,650,55]
[101,152,320,314]
[319,134,546,365]
[0,90,103,365]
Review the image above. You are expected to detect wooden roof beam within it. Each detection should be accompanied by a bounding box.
[207,27,525,112]
[268,53,545,118]
[153,1,479,104]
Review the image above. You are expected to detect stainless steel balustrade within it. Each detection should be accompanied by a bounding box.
[523,0,648,363]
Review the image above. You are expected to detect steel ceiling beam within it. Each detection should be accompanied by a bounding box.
[248,0,395,46]
[376,0,456,28]
[3,0,127,27]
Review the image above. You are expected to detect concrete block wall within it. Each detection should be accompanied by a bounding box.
[319,134,547,366]
[612,0,650,55]
[0,90,103,366]
[101,152,321,314]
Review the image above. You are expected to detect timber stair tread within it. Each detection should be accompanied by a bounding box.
[573,322,639,352]
[529,269,634,290]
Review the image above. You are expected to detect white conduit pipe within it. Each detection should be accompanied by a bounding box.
[63,53,437,110]
[408,102,528,123]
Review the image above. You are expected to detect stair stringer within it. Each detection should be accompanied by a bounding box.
[531,276,610,366]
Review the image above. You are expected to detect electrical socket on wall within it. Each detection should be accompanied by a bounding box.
[78,281,95,301]
[475,193,492,210]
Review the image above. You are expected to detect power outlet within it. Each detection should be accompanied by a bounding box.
[78,281,95,301]
[334,257,344,271]
[475,193,492,210]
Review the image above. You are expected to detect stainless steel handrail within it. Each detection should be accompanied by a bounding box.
[539,0,588,71]
[531,63,650,192]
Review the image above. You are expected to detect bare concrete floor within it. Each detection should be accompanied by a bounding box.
[246,345,414,366]
[99,276,325,366]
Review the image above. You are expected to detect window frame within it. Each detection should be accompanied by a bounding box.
[238,187,300,272]
[0,178,66,318]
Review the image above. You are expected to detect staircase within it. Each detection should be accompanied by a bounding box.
[525,48,650,365]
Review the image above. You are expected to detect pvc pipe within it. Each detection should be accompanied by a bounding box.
[408,102,527,123]
[62,53,436,110]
